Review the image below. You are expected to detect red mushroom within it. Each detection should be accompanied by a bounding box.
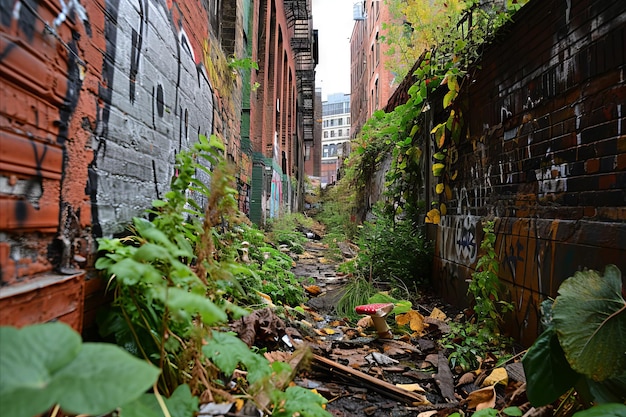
[355,303,394,339]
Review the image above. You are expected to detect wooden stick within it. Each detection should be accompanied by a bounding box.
[312,354,429,405]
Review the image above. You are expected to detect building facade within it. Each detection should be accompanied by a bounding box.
[0,0,315,330]
[305,88,323,178]
[350,0,399,138]
[321,93,351,186]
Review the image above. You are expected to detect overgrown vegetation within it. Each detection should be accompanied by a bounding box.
[93,134,328,416]
[523,265,626,413]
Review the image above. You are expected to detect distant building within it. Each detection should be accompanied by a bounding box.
[321,93,351,186]
[350,0,399,138]
[305,88,323,178]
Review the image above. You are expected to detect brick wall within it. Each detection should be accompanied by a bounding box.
[0,0,246,331]
[431,0,626,345]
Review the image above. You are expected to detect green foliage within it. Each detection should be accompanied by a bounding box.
[523,265,626,408]
[573,403,626,417]
[94,133,319,412]
[552,264,626,381]
[343,1,528,225]
[467,220,513,334]
[354,207,432,291]
[203,331,272,385]
[336,277,378,321]
[271,386,329,417]
[0,322,161,417]
[121,384,199,417]
[266,212,313,254]
[442,321,511,372]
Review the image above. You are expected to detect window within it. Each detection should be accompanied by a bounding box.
[347,117,351,124]
[323,145,329,158]
[323,131,328,138]
[346,128,350,136]
[330,130,336,138]
[329,144,337,156]
[338,117,343,125]
[338,129,342,137]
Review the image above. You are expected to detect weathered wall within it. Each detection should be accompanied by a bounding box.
[431,0,626,345]
[0,0,246,330]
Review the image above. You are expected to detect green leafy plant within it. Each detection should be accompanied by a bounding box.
[0,322,162,417]
[442,321,511,372]
[94,133,327,415]
[353,205,433,293]
[467,220,513,335]
[336,276,378,321]
[523,265,626,409]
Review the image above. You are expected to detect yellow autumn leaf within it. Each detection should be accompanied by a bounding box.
[322,328,336,335]
[445,184,452,200]
[438,131,446,148]
[396,383,426,392]
[395,310,425,334]
[440,203,447,216]
[432,163,445,176]
[425,208,441,224]
[482,367,508,387]
[436,183,444,194]
[429,307,447,321]
[467,385,496,410]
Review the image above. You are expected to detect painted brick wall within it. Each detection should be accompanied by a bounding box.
[431,0,626,345]
[0,0,246,330]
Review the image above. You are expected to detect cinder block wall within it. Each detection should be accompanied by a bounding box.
[431,0,626,345]
[0,0,244,331]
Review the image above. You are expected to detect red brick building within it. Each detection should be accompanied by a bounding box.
[350,0,399,138]
[0,0,316,331]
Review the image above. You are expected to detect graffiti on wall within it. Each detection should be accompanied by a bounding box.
[91,0,215,236]
[269,169,282,218]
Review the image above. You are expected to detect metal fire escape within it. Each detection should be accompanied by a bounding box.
[284,0,316,144]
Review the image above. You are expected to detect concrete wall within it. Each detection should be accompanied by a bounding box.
[0,0,247,330]
[430,0,626,345]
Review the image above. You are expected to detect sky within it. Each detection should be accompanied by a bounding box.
[311,0,355,101]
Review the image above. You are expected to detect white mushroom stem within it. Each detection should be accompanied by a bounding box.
[371,315,392,339]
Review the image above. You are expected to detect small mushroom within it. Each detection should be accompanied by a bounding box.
[355,303,394,339]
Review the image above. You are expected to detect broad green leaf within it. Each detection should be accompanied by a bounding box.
[522,326,581,406]
[52,343,160,415]
[160,287,227,325]
[553,265,626,381]
[586,374,626,403]
[0,323,82,417]
[203,331,256,375]
[0,324,159,417]
[572,403,626,417]
[503,406,523,416]
[433,152,446,160]
[110,258,163,285]
[271,386,329,417]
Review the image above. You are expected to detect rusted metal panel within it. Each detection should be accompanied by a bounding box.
[0,272,85,331]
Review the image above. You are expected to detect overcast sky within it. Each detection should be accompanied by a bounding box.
[312,0,354,100]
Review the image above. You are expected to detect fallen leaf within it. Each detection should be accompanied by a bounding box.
[304,285,322,295]
[429,307,447,321]
[396,310,425,334]
[456,371,476,386]
[466,385,496,410]
[396,383,426,392]
[357,316,374,328]
[482,367,508,387]
[322,328,336,335]
[417,411,438,417]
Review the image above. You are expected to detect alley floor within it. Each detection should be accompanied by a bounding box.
[266,238,533,417]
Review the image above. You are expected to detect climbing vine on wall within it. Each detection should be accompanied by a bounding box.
[346,0,528,224]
